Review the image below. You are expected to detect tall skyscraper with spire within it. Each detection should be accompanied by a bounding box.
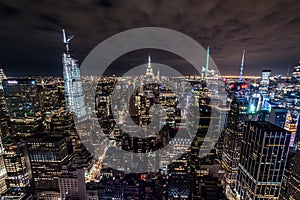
[62,29,87,122]
[145,55,154,80]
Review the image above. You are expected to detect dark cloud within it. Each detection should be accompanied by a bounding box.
[0,0,299,77]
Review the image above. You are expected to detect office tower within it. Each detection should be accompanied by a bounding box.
[237,121,290,199]
[58,165,87,200]
[189,104,212,198]
[0,69,6,84]
[26,134,74,191]
[95,77,115,136]
[260,70,271,87]
[0,89,9,138]
[2,79,44,136]
[167,153,191,199]
[51,111,93,173]
[0,78,9,196]
[97,168,124,199]
[62,29,87,122]
[279,149,300,200]
[39,77,65,112]
[0,69,9,138]
[248,93,263,115]
[284,111,299,149]
[292,61,300,82]
[0,135,7,193]
[2,141,33,197]
[268,107,287,128]
[51,112,76,135]
[198,175,226,200]
[221,97,248,193]
[72,137,93,173]
[215,104,230,158]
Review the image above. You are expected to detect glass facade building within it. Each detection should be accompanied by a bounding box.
[237,121,290,199]
[221,97,248,190]
[62,30,87,122]
[26,134,74,191]
[2,79,44,136]
[3,141,33,196]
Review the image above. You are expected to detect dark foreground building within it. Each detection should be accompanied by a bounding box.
[237,121,290,199]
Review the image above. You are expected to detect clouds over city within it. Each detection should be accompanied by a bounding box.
[0,0,300,76]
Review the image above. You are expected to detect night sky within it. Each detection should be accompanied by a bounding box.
[0,0,300,77]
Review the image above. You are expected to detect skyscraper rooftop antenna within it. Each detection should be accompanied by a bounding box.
[239,49,245,82]
[287,61,291,76]
[148,55,151,67]
[62,29,74,53]
[205,46,210,78]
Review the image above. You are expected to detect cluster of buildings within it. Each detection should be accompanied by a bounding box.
[221,55,300,200]
[0,30,299,200]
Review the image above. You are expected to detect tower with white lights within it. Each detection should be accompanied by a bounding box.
[62,29,87,122]
[145,55,154,79]
[0,134,7,193]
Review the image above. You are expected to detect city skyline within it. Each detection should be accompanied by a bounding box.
[1,1,300,199]
[0,0,300,77]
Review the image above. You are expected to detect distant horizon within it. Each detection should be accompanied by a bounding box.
[1,52,298,78]
[1,1,300,77]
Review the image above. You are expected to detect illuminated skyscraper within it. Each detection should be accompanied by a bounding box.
[280,149,300,200]
[0,70,7,192]
[237,121,290,199]
[0,69,6,84]
[3,141,33,197]
[0,135,7,194]
[2,79,44,136]
[292,61,300,82]
[221,97,248,193]
[284,111,298,148]
[62,29,87,122]
[26,134,74,191]
[145,55,154,80]
[0,69,9,137]
[260,69,271,86]
[167,153,191,199]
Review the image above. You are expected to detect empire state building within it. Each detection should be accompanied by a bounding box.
[145,55,154,80]
[62,29,87,122]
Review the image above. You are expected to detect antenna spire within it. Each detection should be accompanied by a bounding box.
[148,55,151,67]
[205,46,210,78]
[239,49,245,82]
[62,29,74,53]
